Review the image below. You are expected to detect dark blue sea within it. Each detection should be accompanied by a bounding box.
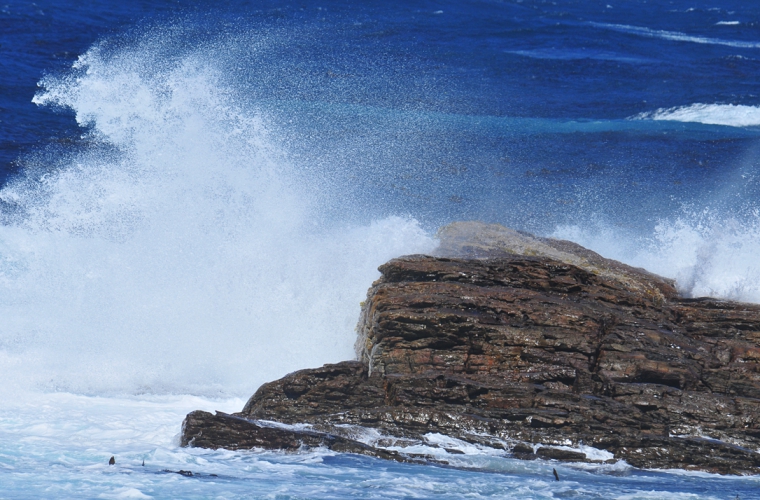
[2,0,760,498]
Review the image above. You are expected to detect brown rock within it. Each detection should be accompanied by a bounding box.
[181,222,760,475]
[181,409,413,463]
[536,447,586,461]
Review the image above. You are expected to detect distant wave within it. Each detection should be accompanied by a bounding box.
[505,48,649,64]
[633,103,760,127]
[590,22,760,49]
[716,21,741,26]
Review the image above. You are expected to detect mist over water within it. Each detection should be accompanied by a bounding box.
[0,30,435,396]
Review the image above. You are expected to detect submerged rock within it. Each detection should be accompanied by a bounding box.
[181,222,760,475]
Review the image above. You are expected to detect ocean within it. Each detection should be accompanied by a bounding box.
[1,0,760,497]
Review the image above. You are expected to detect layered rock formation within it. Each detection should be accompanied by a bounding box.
[182,222,760,475]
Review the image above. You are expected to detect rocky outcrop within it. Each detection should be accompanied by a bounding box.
[181,222,760,475]
[181,409,412,462]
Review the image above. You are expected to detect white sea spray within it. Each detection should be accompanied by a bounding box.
[0,32,436,397]
[553,210,760,303]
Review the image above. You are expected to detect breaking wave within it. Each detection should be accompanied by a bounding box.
[553,209,760,304]
[0,30,435,396]
[633,103,760,127]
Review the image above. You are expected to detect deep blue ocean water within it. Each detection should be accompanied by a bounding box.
[4,0,760,232]
[2,0,760,498]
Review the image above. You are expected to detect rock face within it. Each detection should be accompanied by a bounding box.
[182,222,760,475]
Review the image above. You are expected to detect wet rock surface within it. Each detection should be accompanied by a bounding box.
[182,222,760,475]
[181,410,412,463]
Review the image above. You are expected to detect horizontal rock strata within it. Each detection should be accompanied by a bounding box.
[182,222,760,475]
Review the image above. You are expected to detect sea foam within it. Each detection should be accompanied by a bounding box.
[0,32,435,397]
[633,103,760,127]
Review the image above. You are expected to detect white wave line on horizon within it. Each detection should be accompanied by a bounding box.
[631,103,760,127]
[589,21,760,49]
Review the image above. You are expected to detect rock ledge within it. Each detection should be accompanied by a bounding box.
[181,222,760,475]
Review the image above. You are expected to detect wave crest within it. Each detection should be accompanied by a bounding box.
[590,22,760,49]
[0,30,435,396]
[632,103,760,127]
